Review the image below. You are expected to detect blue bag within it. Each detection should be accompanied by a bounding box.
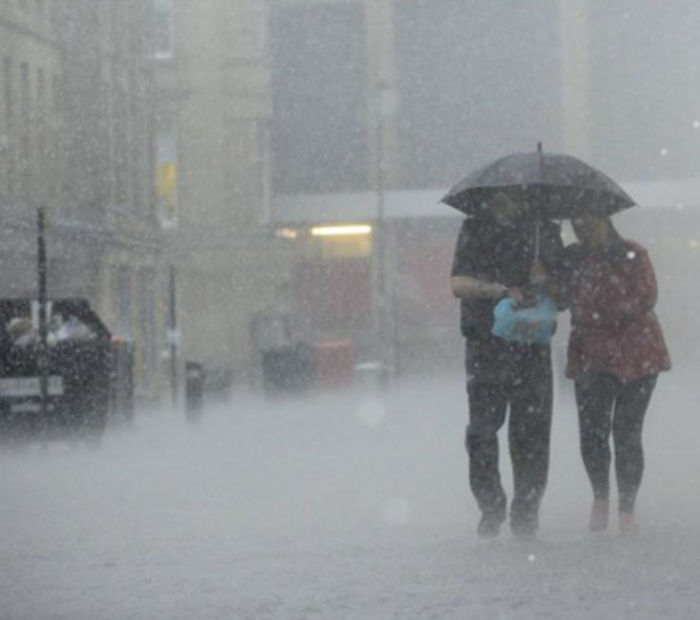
[491,293,557,344]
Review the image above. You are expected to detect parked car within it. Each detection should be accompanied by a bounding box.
[0,298,133,444]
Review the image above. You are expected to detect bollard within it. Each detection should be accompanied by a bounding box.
[185,361,204,420]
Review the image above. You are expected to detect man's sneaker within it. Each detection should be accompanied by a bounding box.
[477,512,506,539]
[619,511,637,536]
[511,519,537,540]
[589,499,610,532]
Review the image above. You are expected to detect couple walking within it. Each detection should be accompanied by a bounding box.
[449,188,671,539]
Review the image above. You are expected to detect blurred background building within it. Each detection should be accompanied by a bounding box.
[263,0,700,381]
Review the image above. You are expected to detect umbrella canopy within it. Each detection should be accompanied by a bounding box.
[442,146,636,219]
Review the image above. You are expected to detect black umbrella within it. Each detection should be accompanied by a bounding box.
[442,143,636,220]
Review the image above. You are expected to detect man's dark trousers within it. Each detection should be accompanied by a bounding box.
[465,334,553,534]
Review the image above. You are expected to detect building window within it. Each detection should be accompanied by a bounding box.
[36,67,46,162]
[36,67,44,109]
[19,62,30,201]
[19,62,29,115]
[113,84,129,204]
[51,73,60,116]
[586,4,700,179]
[257,121,271,223]
[3,56,14,201]
[269,3,369,194]
[394,0,561,189]
[154,0,175,60]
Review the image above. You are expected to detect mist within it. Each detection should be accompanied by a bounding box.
[2,371,699,618]
[2,1,700,618]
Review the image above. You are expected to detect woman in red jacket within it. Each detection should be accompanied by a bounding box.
[563,213,671,534]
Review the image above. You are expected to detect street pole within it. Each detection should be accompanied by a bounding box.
[37,207,49,422]
[168,264,178,407]
[375,90,388,386]
[375,84,398,386]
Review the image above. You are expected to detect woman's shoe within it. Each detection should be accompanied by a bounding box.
[589,499,610,532]
[619,511,637,536]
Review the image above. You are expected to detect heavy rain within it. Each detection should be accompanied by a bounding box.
[1,1,700,618]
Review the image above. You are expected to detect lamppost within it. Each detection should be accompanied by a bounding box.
[37,207,49,422]
[167,264,179,407]
[374,83,398,384]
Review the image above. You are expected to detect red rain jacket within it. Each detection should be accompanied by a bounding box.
[563,240,671,381]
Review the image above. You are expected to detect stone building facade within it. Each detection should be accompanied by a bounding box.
[0,0,166,399]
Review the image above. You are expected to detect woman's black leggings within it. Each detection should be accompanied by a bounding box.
[574,372,658,513]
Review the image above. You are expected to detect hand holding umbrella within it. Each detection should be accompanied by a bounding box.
[505,260,548,309]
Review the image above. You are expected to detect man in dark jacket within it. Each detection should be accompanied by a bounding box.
[451,191,565,538]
